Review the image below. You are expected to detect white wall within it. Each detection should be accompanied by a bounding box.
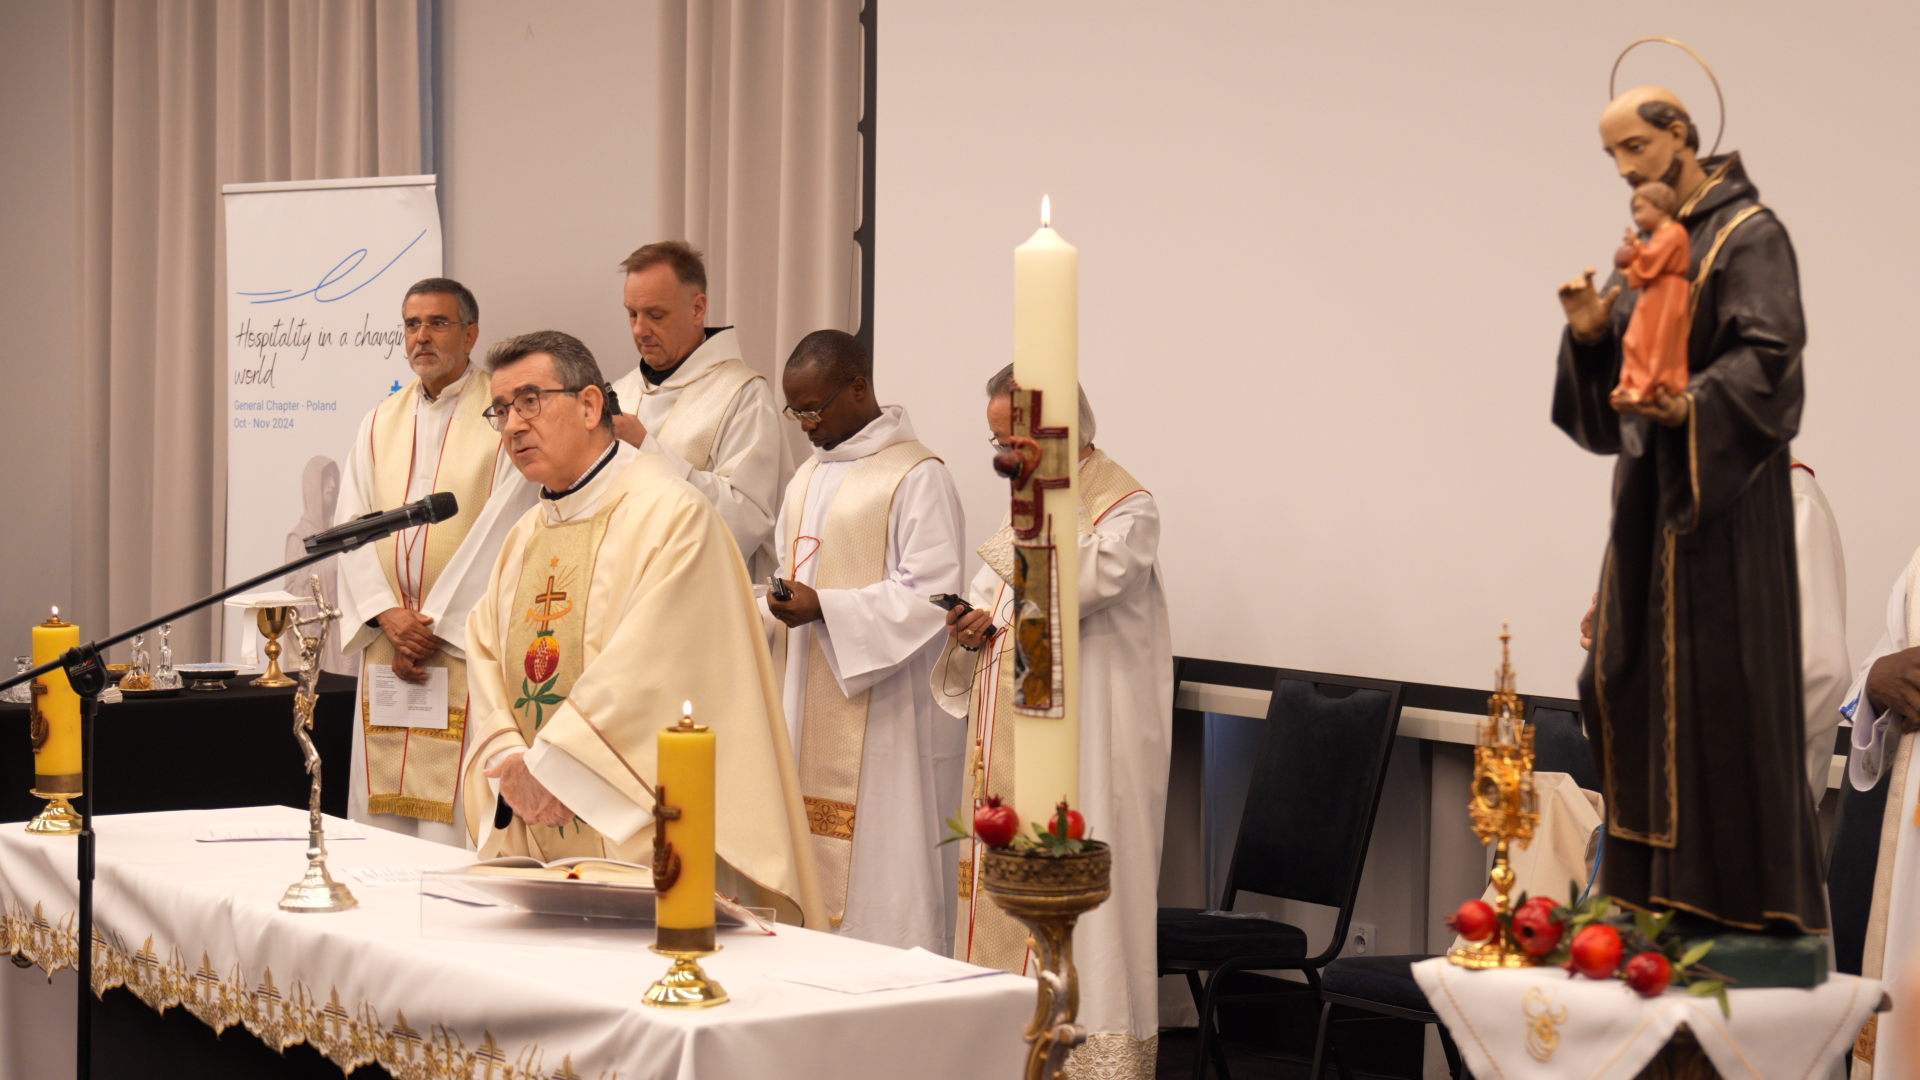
[439,0,661,381]
[0,0,76,659]
[879,2,1920,697]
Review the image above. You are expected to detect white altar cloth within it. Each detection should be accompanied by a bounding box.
[1412,957,1883,1080]
[0,805,1032,1079]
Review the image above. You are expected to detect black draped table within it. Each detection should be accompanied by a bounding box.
[0,672,355,824]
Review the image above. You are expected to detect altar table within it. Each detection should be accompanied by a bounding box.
[0,805,1033,1079]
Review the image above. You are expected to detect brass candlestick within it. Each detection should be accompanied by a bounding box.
[25,790,81,835]
[642,945,728,1008]
[1448,625,1540,969]
[252,605,296,687]
[277,577,355,913]
[982,836,1112,1080]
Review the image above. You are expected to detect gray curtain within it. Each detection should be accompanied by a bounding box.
[654,0,863,461]
[70,0,424,659]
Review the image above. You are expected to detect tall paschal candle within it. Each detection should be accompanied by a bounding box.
[1011,196,1080,829]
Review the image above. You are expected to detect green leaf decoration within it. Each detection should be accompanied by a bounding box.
[1678,941,1714,970]
[936,812,971,848]
[1684,979,1731,1018]
[1650,909,1675,939]
[539,674,558,696]
[537,693,563,706]
[1633,910,1658,940]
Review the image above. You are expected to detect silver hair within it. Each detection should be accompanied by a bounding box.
[986,363,1095,450]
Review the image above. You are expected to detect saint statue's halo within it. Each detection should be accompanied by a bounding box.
[1609,37,1726,160]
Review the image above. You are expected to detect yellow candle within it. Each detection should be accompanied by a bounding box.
[30,608,81,790]
[1012,196,1080,828]
[655,701,716,943]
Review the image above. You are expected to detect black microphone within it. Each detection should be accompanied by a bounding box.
[303,492,460,554]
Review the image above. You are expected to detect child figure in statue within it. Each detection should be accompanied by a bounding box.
[1609,182,1690,407]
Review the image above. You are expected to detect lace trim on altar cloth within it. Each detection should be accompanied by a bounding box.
[1065,1031,1158,1080]
[2,902,611,1079]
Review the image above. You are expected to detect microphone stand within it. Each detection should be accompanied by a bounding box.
[0,531,390,1080]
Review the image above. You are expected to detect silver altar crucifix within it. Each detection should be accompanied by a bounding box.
[277,573,357,913]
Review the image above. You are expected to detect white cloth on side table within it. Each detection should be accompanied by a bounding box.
[1412,957,1881,1080]
[0,805,1031,1080]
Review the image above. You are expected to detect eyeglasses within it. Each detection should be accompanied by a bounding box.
[404,317,463,334]
[986,434,1015,453]
[482,387,580,431]
[782,381,851,424]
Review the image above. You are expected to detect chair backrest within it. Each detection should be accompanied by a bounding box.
[1222,669,1403,962]
[1526,699,1600,793]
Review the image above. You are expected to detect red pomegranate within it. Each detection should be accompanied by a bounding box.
[1448,900,1498,943]
[524,635,559,683]
[1055,806,1086,840]
[1569,924,1623,979]
[1511,897,1565,957]
[1623,951,1672,997]
[973,795,1019,848]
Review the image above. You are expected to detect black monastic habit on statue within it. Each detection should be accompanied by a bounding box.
[1553,153,1827,933]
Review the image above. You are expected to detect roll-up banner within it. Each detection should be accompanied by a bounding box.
[220,176,443,669]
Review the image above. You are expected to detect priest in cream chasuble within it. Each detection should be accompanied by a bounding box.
[934,371,1173,1080]
[609,243,791,580]
[765,331,967,951]
[335,281,539,846]
[461,331,825,927]
[1838,543,1920,1076]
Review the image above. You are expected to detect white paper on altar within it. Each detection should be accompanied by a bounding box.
[196,820,365,842]
[365,664,448,729]
[768,947,1006,994]
[219,176,443,671]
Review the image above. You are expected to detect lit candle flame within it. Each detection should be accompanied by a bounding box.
[1041,195,1051,229]
[683,700,693,718]
[50,606,58,619]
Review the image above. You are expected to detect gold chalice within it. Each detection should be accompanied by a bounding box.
[252,605,297,687]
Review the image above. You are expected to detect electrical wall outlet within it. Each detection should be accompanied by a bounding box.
[1345,923,1377,957]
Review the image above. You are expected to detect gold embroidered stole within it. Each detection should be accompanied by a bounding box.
[652,356,760,471]
[361,376,501,823]
[494,493,626,860]
[957,450,1146,971]
[782,440,940,925]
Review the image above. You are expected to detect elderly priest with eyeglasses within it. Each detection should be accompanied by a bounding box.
[934,366,1172,1078]
[764,329,967,951]
[333,278,540,847]
[459,329,826,927]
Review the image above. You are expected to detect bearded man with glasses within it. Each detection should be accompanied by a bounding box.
[459,330,826,930]
[333,277,539,848]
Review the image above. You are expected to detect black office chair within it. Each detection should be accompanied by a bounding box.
[1307,698,1598,1079]
[1527,698,1601,792]
[1311,954,1463,1079]
[1158,669,1405,1080]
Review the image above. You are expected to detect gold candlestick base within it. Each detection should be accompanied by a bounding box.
[252,606,297,688]
[643,945,728,1008]
[25,790,81,836]
[983,842,1112,1080]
